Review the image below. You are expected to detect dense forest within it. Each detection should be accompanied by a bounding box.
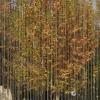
[0,0,99,100]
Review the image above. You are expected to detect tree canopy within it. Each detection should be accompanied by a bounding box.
[0,0,98,99]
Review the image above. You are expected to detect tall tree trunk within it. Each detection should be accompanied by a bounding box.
[56,93,60,100]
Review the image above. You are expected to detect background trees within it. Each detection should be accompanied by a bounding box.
[0,0,99,100]
[96,0,100,99]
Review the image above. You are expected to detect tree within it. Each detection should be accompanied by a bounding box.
[95,0,100,30]
[96,1,100,99]
[1,0,98,100]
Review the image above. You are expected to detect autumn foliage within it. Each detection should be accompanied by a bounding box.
[0,0,98,95]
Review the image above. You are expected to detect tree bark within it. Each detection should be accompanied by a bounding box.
[56,93,60,100]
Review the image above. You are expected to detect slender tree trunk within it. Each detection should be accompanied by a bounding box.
[56,93,60,100]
